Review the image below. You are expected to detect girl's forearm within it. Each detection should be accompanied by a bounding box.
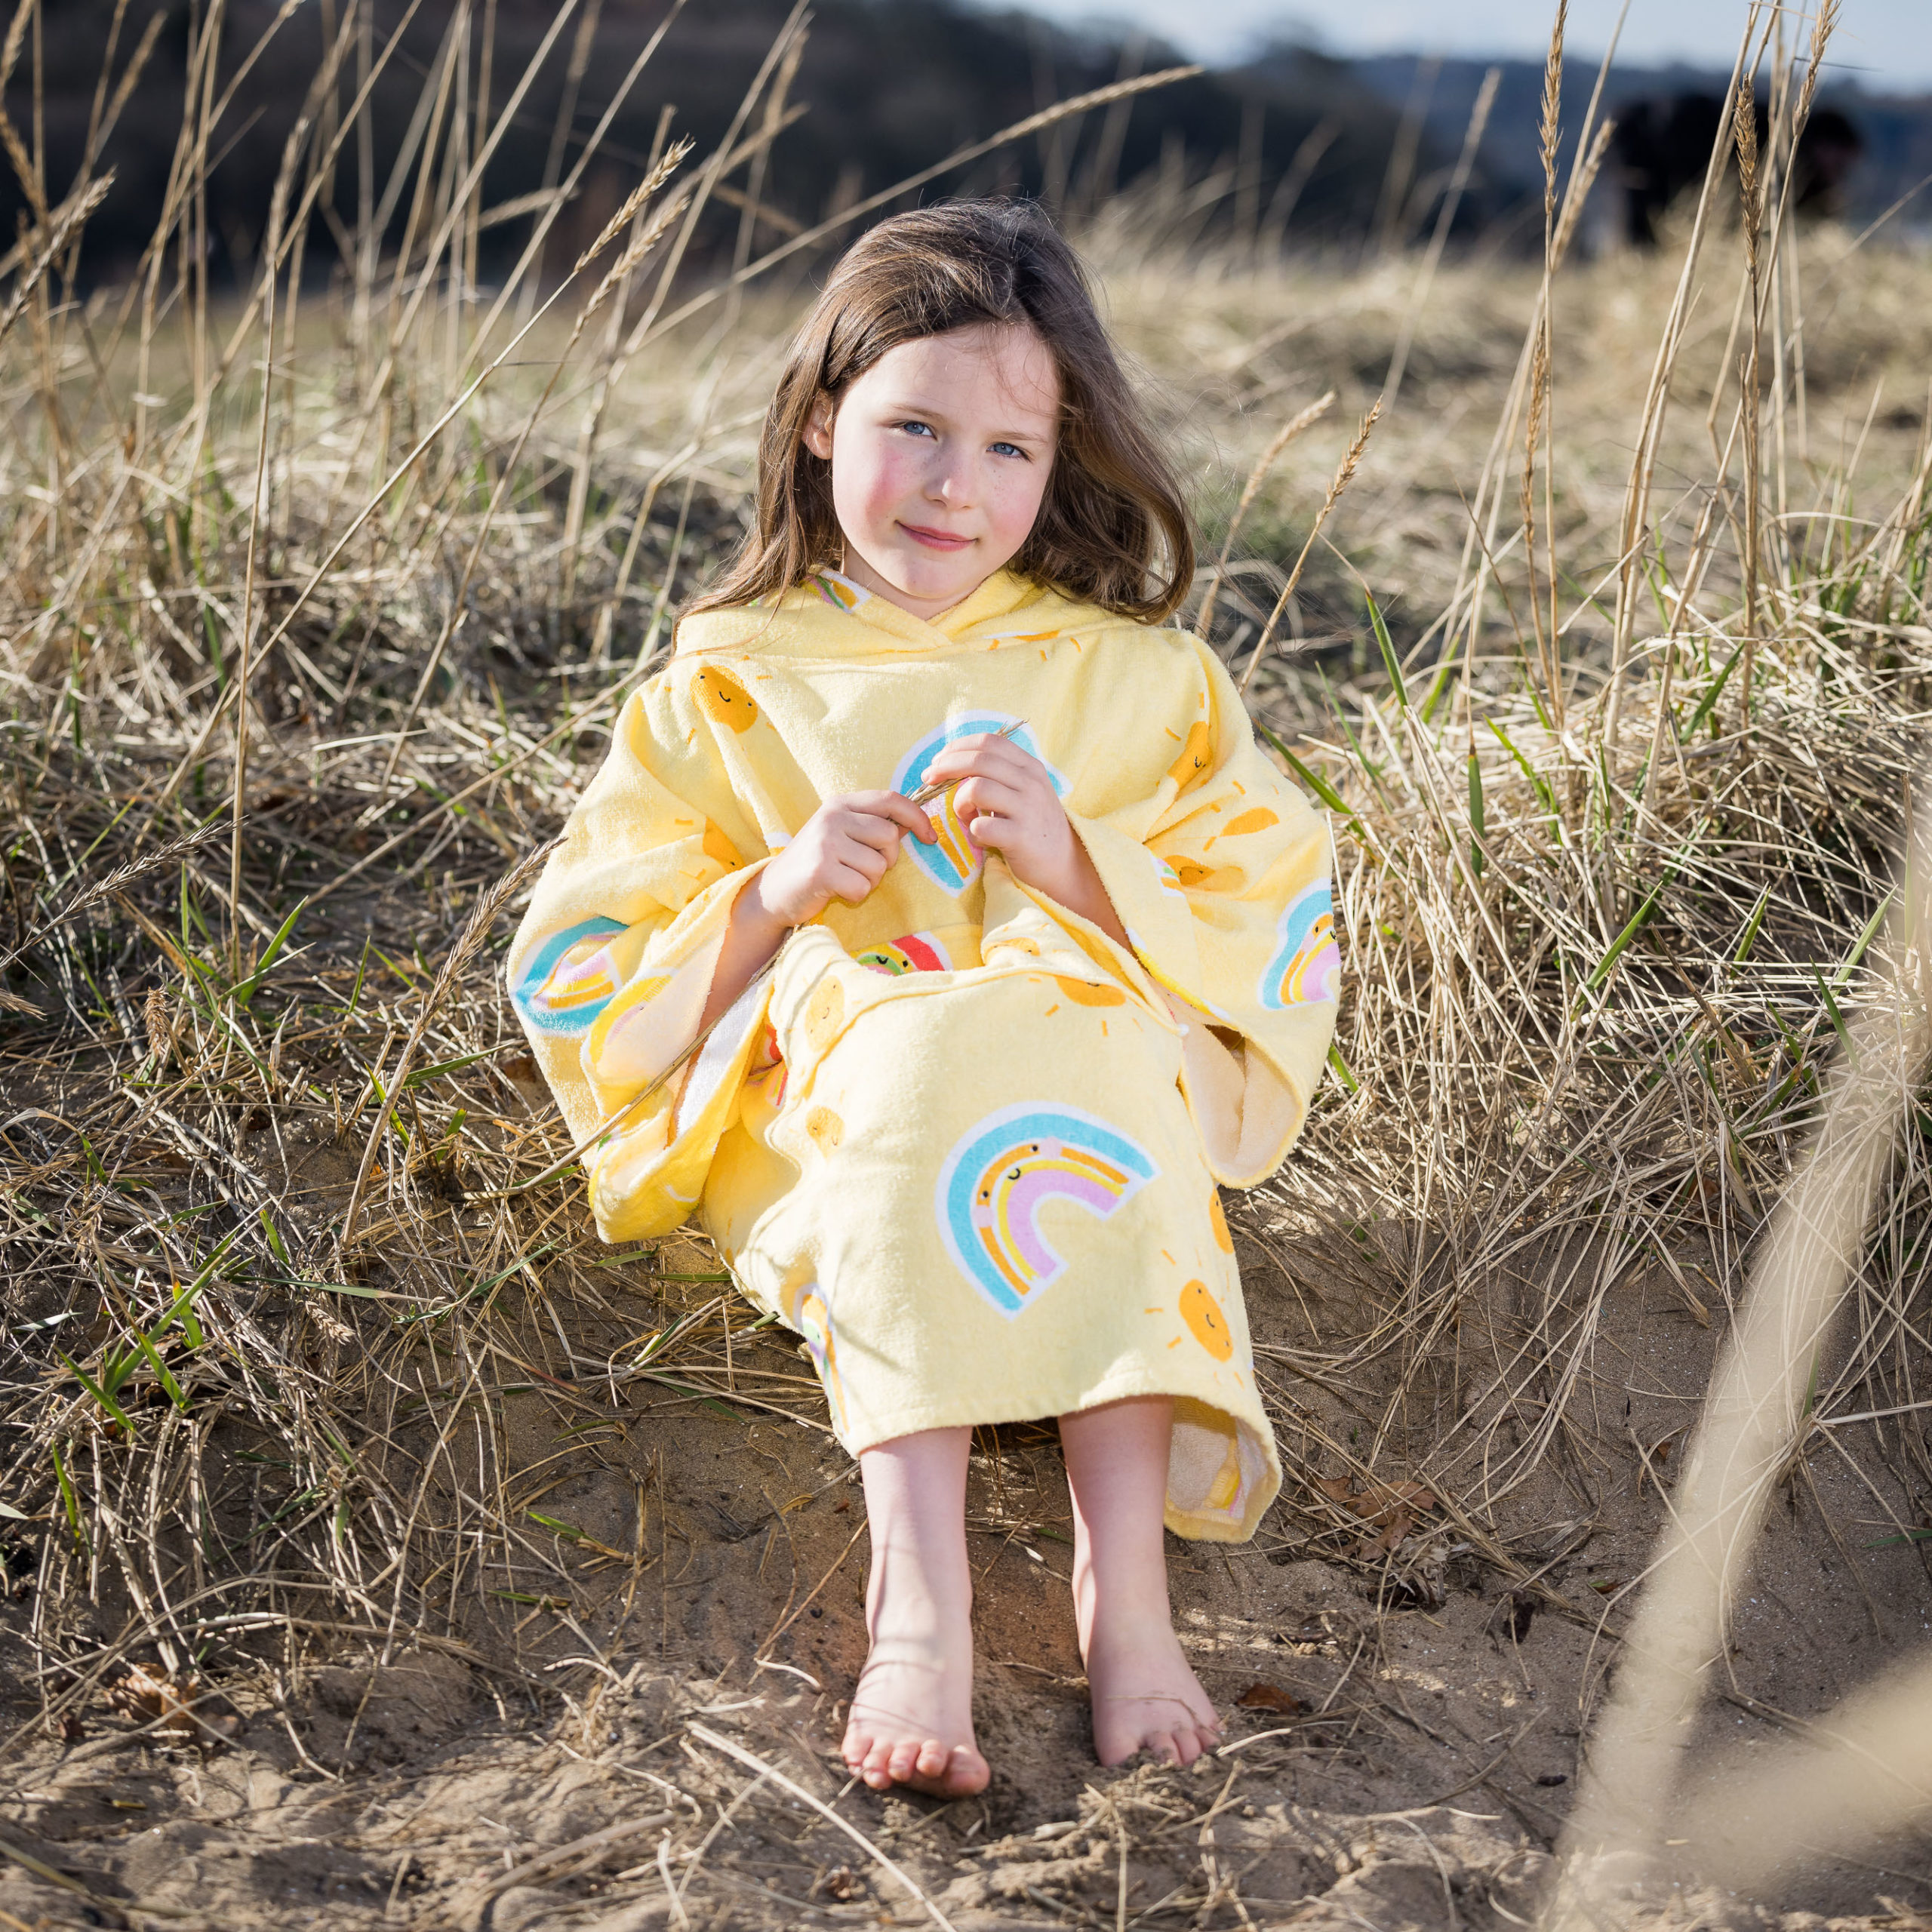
[700,871,792,1029]
[1041,835,1131,949]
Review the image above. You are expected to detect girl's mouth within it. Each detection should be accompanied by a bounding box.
[900,523,974,552]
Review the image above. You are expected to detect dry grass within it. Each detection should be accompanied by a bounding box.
[1,2,1930,1924]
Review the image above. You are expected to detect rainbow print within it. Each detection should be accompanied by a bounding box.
[854,931,951,977]
[584,971,678,1084]
[892,715,1063,895]
[937,1104,1156,1316]
[512,917,629,1034]
[1259,884,1340,1010]
[789,1280,848,1435]
[809,567,871,611]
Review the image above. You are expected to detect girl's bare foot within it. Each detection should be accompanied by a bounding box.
[1084,1604,1221,1767]
[1060,1396,1221,1768]
[841,1615,989,1795]
[842,1427,991,1797]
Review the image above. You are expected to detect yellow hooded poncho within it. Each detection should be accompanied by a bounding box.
[508,568,1337,1540]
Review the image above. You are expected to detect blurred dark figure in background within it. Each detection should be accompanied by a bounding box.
[1612,93,1863,247]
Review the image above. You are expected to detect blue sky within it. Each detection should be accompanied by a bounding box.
[1012,0,1932,92]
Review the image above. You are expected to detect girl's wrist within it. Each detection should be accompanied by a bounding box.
[1020,849,1084,907]
[701,862,795,1031]
[1048,821,1100,905]
[740,866,801,946]
[1017,829,1126,942]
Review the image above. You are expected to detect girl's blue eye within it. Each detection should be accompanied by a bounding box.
[991,441,1027,460]
[900,420,936,438]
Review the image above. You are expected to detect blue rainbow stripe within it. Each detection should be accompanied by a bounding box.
[512,916,629,1035]
[1259,884,1340,1011]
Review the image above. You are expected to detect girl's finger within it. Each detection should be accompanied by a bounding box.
[964,802,1038,843]
[848,790,937,842]
[834,832,891,881]
[831,810,903,857]
[827,861,877,903]
[964,812,1017,848]
[953,775,1032,823]
[925,737,1040,784]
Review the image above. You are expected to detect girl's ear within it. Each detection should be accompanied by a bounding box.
[802,392,835,461]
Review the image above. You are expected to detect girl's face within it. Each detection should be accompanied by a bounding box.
[803,321,1060,622]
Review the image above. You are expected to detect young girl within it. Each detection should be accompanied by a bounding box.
[508,201,1338,1798]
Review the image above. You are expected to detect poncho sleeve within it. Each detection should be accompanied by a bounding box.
[1049,636,1338,1186]
[505,679,772,1181]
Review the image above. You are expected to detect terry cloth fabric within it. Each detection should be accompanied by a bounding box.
[506,568,1339,1541]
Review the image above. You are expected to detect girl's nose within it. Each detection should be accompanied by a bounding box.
[927,454,974,508]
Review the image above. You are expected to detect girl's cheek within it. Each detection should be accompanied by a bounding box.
[992,467,1048,546]
[855,441,918,522]
[831,428,904,529]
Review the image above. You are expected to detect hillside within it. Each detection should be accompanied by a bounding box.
[8,0,1927,289]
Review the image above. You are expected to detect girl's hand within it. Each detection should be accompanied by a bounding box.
[758,792,936,929]
[922,734,1128,943]
[701,792,934,1029]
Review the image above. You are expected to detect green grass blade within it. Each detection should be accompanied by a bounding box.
[1733,883,1773,964]
[1812,967,1854,1056]
[1257,721,1363,835]
[59,1352,137,1436]
[1683,640,1745,737]
[154,1229,242,1347]
[97,1342,141,1399]
[1418,632,1462,723]
[126,1321,188,1412]
[1586,817,1710,993]
[403,1048,496,1088]
[1832,891,1893,987]
[1466,751,1486,880]
[1487,721,1558,820]
[50,1443,83,1547]
[229,896,307,1006]
[1586,881,1666,992]
[257,1208,291,1269]
[343,935,373,1019]
[1366,591,1407,709]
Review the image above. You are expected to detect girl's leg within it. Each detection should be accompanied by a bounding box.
[1059,1396,1221,1767]
[841,1426,990,1797]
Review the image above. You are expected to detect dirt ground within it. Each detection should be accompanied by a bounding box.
[5,1186,1930,1932]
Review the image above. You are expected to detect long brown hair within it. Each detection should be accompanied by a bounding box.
[690,200,1194,623]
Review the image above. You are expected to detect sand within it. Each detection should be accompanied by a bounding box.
[5,1198,1930,1932]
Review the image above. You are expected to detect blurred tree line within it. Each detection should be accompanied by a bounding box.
[4,0,1434,289]
[5,0,1916,292]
